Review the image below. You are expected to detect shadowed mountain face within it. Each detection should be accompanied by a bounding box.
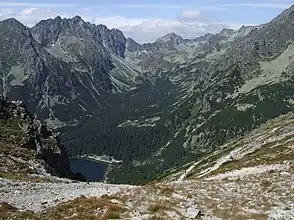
[1,4,294,184]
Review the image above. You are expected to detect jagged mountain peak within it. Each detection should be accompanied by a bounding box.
[219,28,234,37]
[0,17,21,25]
[237,25,255,32]
[126,37,136,43]
[31,16,126,57]
[125,37,141,52]
[0,17,27,31]
[54,15,62,21]
[155,32,184,43]
[71,15,84,22]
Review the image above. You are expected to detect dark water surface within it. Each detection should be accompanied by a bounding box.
[69,158,108,182]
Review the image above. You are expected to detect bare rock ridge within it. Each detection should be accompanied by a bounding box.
[31,15,126,58]
[0,97,74,179]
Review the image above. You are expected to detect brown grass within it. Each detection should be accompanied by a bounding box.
[260,179,272,188]
[101,194,128,203]
[148,200,173,214]
[45,195,127,220]
[0,196,128,220]
[148,184,175,196]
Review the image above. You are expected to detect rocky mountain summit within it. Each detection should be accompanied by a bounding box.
[0,98,74,180]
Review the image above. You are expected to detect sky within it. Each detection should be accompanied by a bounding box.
[0,0,292,43]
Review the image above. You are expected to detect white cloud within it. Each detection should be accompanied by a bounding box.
[0,7,60,27]
[120,18,237,43]
[222,3,291,9]
[113,3,187,9]
[118,9,244,43]
[0,1,76,7]
[180,10,201,19]
[94,17,147,29]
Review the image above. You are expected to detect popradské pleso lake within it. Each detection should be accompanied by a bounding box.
[69,158,108,182]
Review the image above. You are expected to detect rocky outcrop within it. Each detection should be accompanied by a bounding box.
[0,98,74,179]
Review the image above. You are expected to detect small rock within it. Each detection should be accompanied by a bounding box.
[184,207,201,219]
[280,172,290,176]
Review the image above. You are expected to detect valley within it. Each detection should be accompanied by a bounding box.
[0,3,294,219]
[1,5,294,184]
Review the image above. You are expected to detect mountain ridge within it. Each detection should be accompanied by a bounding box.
[0,5,294,219]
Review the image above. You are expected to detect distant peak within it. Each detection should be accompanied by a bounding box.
[126,37,137,43]
[237,25,254,32]
[0,18,26,29]
[1,18,21,25]
[219,28,234,37]
[167,32,177,36]
[54,16,62,21]
[164,32,180,38]
[71,15,84,22]
[155,32,184,43]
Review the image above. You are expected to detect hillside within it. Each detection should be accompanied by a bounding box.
[0,112,293,219]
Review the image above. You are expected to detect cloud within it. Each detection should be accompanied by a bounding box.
[113,3,186,9]
[222,3,291,9]
[120,17,237,43]
[0,7,60,27]
[94,17,147,29]
[0,1,76,7]
[180,10,201,19]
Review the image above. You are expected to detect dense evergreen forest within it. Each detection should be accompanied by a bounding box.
[59,79,186,183]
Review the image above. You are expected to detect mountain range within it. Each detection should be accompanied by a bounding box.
[0,5,294,185]
[0,4,294,220]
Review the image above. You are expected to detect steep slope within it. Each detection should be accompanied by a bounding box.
[0,17,141,129]
[31,16,142,94]
[0,112,293,220]
[0,98,74,181]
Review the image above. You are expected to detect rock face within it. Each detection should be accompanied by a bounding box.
[31,16,126,58]
[0,16,137,128]
[0,97,73,179]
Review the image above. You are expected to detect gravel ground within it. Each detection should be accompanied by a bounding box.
[0,178,136,212]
